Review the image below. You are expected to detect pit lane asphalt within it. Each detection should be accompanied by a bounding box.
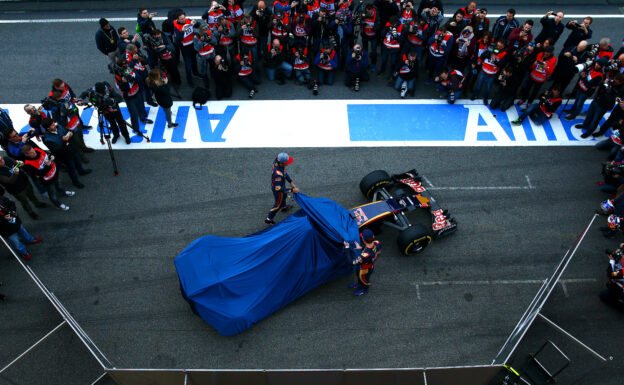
[1,6,624,385]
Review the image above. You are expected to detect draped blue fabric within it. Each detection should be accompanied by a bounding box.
[174,193,359,336]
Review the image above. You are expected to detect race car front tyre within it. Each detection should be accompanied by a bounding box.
[360,170,392,199]
[398,224,433,255]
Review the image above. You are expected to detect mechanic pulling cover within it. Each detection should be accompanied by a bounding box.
[174,193,359,336]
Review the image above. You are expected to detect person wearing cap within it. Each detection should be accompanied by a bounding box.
[95,18,120,64]
[265,153,299,225]
[343,229,381,296]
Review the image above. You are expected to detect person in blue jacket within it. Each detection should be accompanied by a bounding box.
[265,152,299,225]
[344,229,381,296]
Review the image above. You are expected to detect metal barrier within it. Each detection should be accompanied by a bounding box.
[0,236,111,384]
[106,365,504,385]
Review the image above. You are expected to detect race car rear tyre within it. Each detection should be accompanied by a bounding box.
[398,224,433,256]
[360,170,392,199]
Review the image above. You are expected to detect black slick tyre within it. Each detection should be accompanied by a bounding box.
[397,224,433,255]
[359,170,392,199]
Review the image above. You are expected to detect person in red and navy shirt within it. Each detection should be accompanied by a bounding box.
[518,45,556,108]
[235,49,261,98]
[378,15,402,76]
[472,38,508,105]
[426,26,454,84]
[457,1,477,23]
[173,10,199,86]
[436,67,465,104]
[512,87,562,126]
[265,152,299,225]
[313,42,338,92]
[113,58,153,133]
[343,229,381,296]
[194,23,217,89]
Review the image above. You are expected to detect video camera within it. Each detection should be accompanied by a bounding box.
[80,83,121,114]
[108,62,134,82]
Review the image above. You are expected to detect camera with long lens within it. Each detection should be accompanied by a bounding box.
[320,52,330,64]
[574,60,594,73]
[328,34,337,49]
[81,83,120,114]
[354,46,362,61]
[143,33,165,53]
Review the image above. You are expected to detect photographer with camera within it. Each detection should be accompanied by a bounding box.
[394,51,418,98]
[125,43,158,108]
[551,41,589,93]
[251,1,273,59]
[449,26,475,73]
[291,44,312,85]
[400,17,429,64]
[444,11,467,39]
[420,6,443,39]
[271,11,290,46]
[360,4,380,71]
[112,57,153,133]
[416,0,443,17]
[313,41,338,93]
[117,27,142,57]
[144,30,182,93]
[290,13,312,49]
[137,8,158,36]
[225,0,244,24]
[425,26,454,84]
[435,67,465,104]
[516,45,556,109]
[240,15,260,60]
[470,8,489,40]
[374,0,399,34]
[562,17,592,51]
[42,118,91,190]
[21,145,74,212]
[0,196,41,260]
[211,55,234,100]
[80,82,131,144]
[0,156,47,220]
[265,39,293,84]
[488,66,518,111]
[346,43,369,91]
[596,98,624,146]
[194,23,217,89]
[507,20,533,55]
[319,0,335,16]
[236,48,261,98]
[511,86,562,126]
[535,11,564,47]
[43,91,94,162]
[564,57,607,121]
[2,129,41,161]
[173,10,199,87]
[334,9,353,69]
[378,15,402,77]
[203,1,227,28]
[457,1,476,23]
[24,105,49,140]
[215,16,238,61]
[311,9,337,59]
[492,9,518,42]
[577,74,624,138]
[601,246,624,307]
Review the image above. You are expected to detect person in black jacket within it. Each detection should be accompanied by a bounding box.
[146,69,178,129]
[95,18,120,64]
[42,118,91,189]
[80,82,131,144]
[374,0,399,30]
[211,55,234,100]
[535,11,565,46]
[552,40,588,93]
[578,74,624,138]
[488,66,518,111]
[250,1,273,59]
[416,0,443,17]
[0,156,46,220]
[0,196,40,260]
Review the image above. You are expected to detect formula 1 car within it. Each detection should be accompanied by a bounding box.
[349,169,457,255]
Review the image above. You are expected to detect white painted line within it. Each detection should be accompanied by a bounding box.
[428,186,531,191]
[525,175,534,190]
[1,14,624,24]
[422,176,435,188]
[560,281,569,298]
[414,278,595,286]
[416,284,421,300]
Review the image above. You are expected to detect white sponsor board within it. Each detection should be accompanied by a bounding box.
[2,99,603,149]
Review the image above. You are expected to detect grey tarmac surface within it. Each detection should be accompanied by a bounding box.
[1,4,624,385]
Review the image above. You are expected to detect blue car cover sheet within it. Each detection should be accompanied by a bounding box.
[174,193,359,336]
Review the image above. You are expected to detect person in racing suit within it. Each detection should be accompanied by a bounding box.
[600,245,624,307]
[265,152,299,225]
[343,229,381,296]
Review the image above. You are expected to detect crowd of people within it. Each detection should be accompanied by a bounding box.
[92,1,624,133]
[1,1,624,302]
